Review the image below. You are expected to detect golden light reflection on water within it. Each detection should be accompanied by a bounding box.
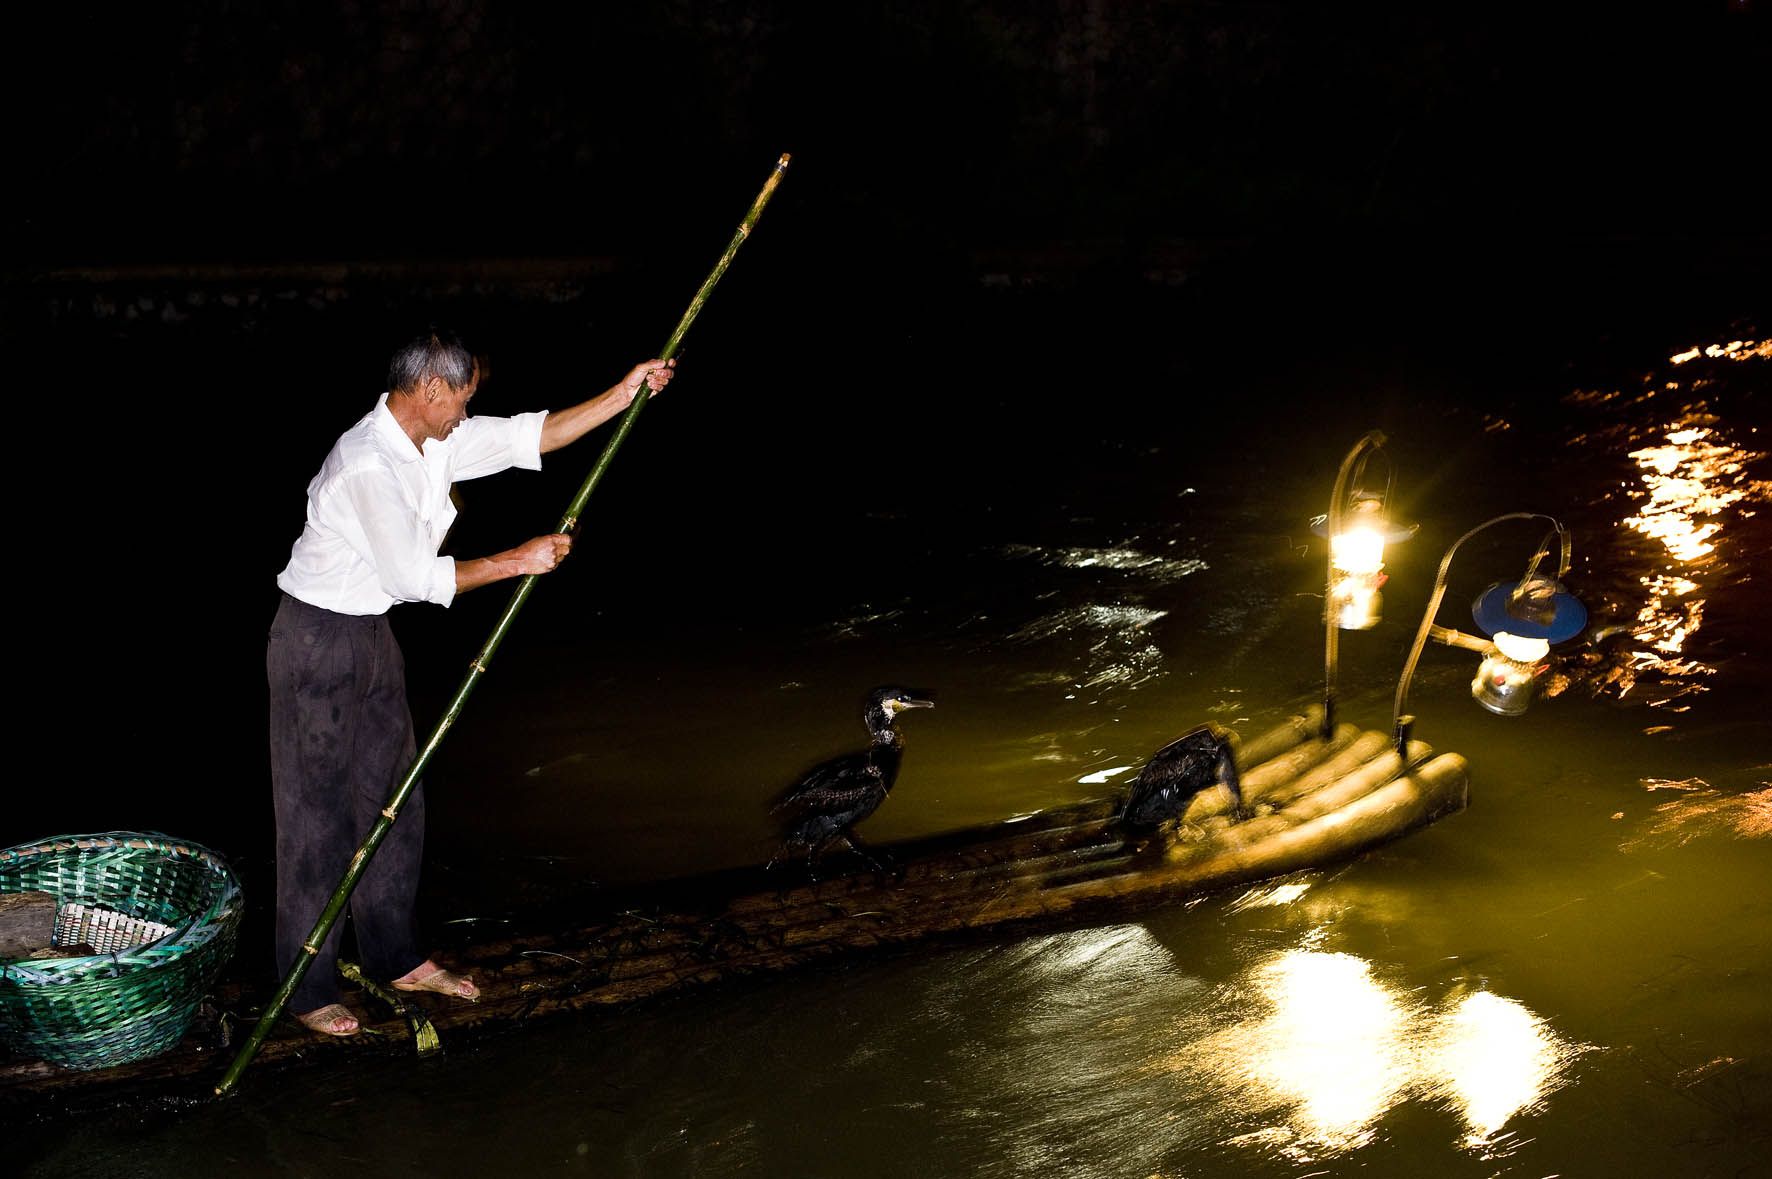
[1624,424,1756,566]
[1170,948,1590,1161]
[1426,991,1576,1149]
[1668,338,1772,364]
[1622,785,1772,850]
[1594,359,1771,698]
[1231,950,1413,1151]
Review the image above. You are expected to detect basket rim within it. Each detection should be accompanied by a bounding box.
[0,831,243,981]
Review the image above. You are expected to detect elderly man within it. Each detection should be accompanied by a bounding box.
[268,327,674,1036]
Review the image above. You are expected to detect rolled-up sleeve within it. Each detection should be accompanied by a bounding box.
[451,410,547,481]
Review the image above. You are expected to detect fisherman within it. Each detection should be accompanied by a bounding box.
[268,327,674,1036]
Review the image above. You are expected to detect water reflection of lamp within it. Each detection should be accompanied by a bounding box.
[1428,990,1579,1149]
[1317,433,1416,739]
[1392,515,1586,756]
[1226,949,1414,1151]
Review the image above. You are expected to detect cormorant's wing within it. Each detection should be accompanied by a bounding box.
[772,751,883,815]
[1135,728,1219,788]
[1124,728,1219,824]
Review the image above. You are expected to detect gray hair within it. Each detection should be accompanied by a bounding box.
[387,327,476,394]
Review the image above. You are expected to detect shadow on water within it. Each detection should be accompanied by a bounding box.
[6,241,1770,1176]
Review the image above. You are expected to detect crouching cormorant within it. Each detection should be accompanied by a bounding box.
[1120,723,1244,833]
[769,685,934,876]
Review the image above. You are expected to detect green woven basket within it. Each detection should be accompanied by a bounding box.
[0,832,244,1071]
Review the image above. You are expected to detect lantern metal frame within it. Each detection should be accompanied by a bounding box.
[1390,513,1585,758]
[1317,431,1415,739]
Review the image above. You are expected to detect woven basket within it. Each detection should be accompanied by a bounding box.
[0,832,244,1071]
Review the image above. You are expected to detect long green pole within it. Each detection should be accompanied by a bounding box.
[217,152,791,1098]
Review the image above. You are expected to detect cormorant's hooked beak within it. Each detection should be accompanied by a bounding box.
[889,694,935,714]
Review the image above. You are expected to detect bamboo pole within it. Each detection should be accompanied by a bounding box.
[215,153,793,1099]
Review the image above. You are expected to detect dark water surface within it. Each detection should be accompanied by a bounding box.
[8,240,1769,1176]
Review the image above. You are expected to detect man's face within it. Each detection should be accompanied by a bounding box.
[420,368,478,442]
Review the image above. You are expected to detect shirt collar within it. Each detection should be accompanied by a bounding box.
[370,391,427,462]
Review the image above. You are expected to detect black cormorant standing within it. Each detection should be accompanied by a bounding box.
[770,685,934,876]
[1120,723,1243,832]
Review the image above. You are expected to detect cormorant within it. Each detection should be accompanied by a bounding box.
[770,685,934,876]
[1120,723,1243,832]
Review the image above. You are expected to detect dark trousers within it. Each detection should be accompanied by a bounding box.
[267,592,425,1012]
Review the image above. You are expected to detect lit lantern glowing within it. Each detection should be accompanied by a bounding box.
[1319,431,1415,742]
[1329,498,1389,630]
[1468,577,1585,716]
[1393,515,1589,755]
[1471,640,1546,716]
[1316,495,1414,632]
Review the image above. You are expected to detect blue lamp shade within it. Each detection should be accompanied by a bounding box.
[1472,578,1587,643]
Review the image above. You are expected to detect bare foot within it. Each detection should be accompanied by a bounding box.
[296,1003,361,1037]
[392,959,479,1001]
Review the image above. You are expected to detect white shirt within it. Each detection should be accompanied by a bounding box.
[277,393,548,615]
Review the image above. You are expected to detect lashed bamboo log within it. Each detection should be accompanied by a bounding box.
[9,709,1467,1106]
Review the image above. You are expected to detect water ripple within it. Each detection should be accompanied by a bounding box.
[1007,604,1170,693]
[1548,329,1770,707]
[1621,785,1772,850]
[1000,541,1208,584]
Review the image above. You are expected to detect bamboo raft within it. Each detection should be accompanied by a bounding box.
[0,706,1467,1106]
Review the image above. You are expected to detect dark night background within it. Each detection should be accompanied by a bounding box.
[6,10,1772,1171]
[3,2,1767,844]
[13,5,1769,277]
